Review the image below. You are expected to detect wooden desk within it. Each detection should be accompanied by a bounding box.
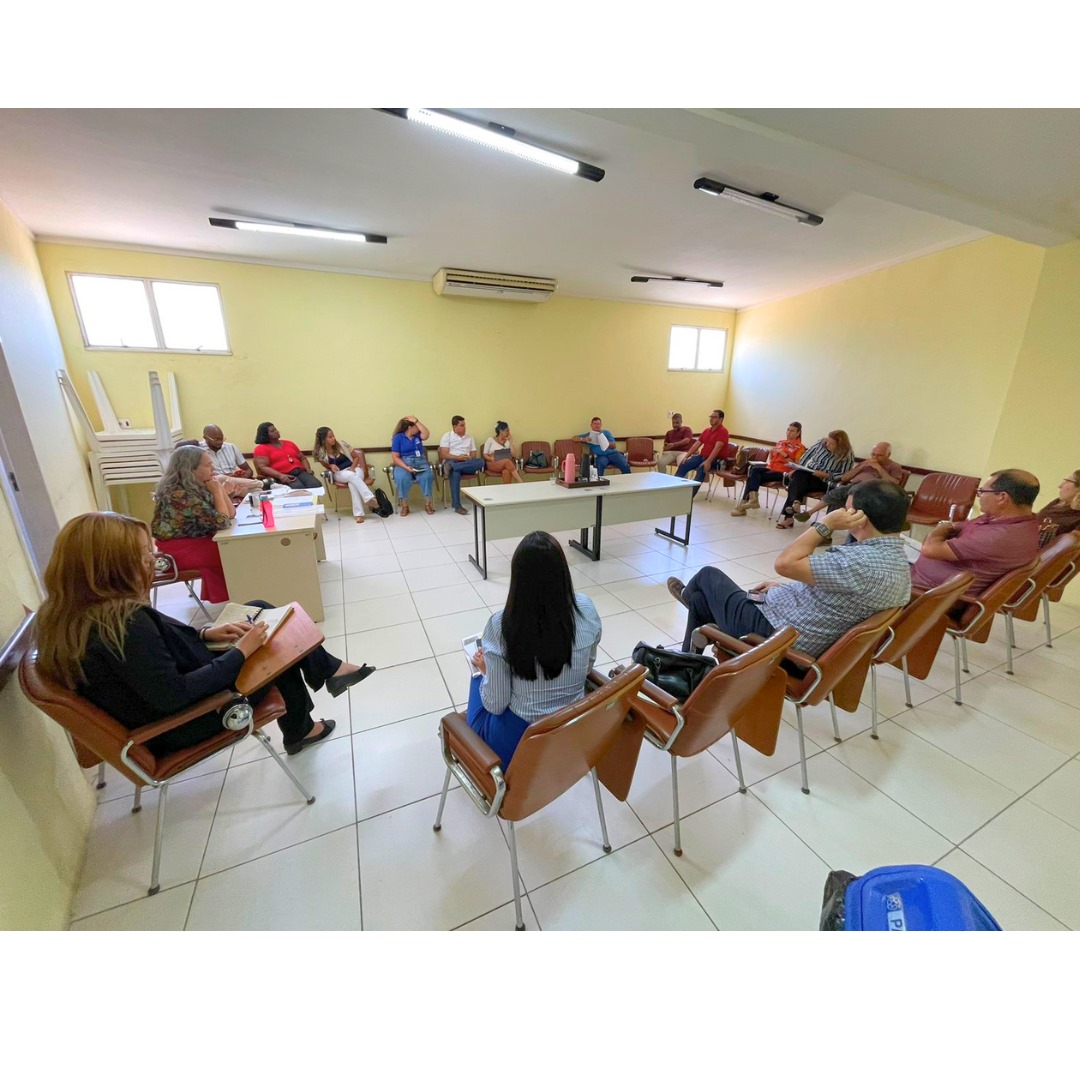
[236,602,325,696]
[463,472,698,579]
[213,511,325,621]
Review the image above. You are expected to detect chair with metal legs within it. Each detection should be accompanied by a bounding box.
[432,664,647,930]
[741,606,903,794]
[151,551,212,621]
[1001,533,1080,653]
[602,624,796,856]
[19,626,317,896]
[868,571,973,737]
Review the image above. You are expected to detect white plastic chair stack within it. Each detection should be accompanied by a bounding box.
[58,370,185,510]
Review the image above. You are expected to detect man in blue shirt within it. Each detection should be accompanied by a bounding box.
[576,416,630,476]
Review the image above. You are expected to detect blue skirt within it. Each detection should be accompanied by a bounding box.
[466,676,529,771]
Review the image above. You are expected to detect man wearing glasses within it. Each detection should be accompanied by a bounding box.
[675,408,734,495]
[911,469,1040,591]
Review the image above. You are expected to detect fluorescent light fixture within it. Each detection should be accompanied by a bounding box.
[381,108,604,182]
[631,275,724,288]
[693,177,823,226]
[208,217,387,244]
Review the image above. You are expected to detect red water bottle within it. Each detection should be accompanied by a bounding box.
[563,453,575,485]
[260,494,276,527]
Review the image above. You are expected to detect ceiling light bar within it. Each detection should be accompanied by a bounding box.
[208,217,387,244]
[631,275,724,288]
[381,108,604,183]
[693,177,823,227]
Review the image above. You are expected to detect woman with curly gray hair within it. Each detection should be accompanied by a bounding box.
[151,445,236,601]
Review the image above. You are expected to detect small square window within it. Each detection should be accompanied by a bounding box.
[667,325,727,372]
[68,273,230,354]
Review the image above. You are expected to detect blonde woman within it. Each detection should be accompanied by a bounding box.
[775,430,855,529]
[1036,469,1080,542]
[35,513,374,757]
[313,426,378,523]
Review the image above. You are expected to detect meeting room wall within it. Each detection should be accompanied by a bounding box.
[35,243,736,513]
[727,235,1047,479]
[0,198,97,930]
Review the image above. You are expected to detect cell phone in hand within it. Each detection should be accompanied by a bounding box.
[747,590,766,604]
[462,634,482,675]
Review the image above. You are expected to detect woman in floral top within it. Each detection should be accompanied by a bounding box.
[152,445,235,601]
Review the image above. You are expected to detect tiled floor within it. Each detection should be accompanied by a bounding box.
[69,489,1080,930]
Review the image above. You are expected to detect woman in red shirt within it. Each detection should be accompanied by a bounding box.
[252,421,322,489]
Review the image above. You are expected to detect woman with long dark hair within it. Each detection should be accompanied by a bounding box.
[36,513,374,758]
[313,425,378,523]
[468,532,602,767]
[252,421,322,489]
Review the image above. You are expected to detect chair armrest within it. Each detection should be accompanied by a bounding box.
[742,632,816,670]
[125,690,235,745]
[441,711,501,780]
[695,624,753,657]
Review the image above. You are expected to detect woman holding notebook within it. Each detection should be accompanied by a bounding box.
[35,512,374,758]
[483,421,523,483]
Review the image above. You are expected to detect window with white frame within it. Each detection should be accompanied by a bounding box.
[667,325,727,372]
[68,273,231,353]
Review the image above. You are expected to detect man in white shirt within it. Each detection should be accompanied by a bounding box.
[200,424,263,497]
[438,415,485,514]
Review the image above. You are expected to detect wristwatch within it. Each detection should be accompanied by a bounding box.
[813,522,833,539]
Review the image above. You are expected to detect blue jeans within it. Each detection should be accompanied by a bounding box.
[444,457,485,508]
[467,675,529,771]
[675,454,720,492]
[594,450,630,475]
[394,458,434,504]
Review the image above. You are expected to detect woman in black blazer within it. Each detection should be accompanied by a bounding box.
[35,513,373,757]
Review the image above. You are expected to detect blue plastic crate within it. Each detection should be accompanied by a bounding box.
[844,864,1001,931]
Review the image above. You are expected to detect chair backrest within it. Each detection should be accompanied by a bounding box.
[909,472,979,521]
[553,439,577,463]
[875,571,974,666]
[520,440,552,463]
[679,626,798,758]
[748,447,770,463]
[950,557,1040,641]
[501,664,647,821]
[625,437,656,465]
[791,606,904,711]
[896,468,911,491]
[1006,532,1080,621]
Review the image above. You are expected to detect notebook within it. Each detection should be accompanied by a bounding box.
[205,603,293,650]
[491,448,513,461]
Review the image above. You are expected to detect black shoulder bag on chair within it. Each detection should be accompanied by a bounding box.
[631,642,716,702]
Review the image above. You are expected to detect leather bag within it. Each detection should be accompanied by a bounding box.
[631,642,716,702]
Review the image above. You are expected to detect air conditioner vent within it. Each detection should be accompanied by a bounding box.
[433,267,557,303]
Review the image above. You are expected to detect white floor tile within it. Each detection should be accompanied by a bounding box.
[605,577,675,610]
[187,827,361,930]
[1025,760,1080,832]
[600,610,677,660]
[345,621,433,668]
[357,789,516,930]
[421,608,491,656]
[342,571,410,603]
[577,585,630,617]
[404,563,469,592]
[349,657,453,731]
[344,593,419,633]
[436,651,475,710]
[454,897,540,931]
[573,558,642,585]
[528,836,716,930]
[708,721,827,788]
[412,582,487,619]
[625,741,741,833]
[70,882,196,931]
[751,754,953,873]
[860,660,942,718]
[638,599,689,645]
[993,648,1080,707]
[656,793,831,930]
[956,672,1080,755]
[341,554,402,578]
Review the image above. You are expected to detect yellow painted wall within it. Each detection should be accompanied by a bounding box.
[0,199,96,930]
[728,236,1046,477]
[987,238,1080,506]
[36,244,735,518]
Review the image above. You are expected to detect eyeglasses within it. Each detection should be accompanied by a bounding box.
[975,487,1002,496]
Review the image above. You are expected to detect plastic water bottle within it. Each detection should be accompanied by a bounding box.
[550,456,559,483]
[260,493,276,527]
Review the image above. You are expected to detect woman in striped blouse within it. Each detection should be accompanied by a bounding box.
[775,430,855,528]
[467,531,603,769]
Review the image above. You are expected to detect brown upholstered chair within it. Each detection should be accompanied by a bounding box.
[553,438,577,470]
[1001,532,1080,652]
[937,558,1039,701]
[740,606,903,794]
[519,440,555,478]
[906,472,979,527]
[869,571,974,737]
[432,664,648,930]
[19,623,316,896]
[151,551,211,621]
[611,625,798,856]
[625,437,657,470]
[708,445,766,502]
[705,444,742,500]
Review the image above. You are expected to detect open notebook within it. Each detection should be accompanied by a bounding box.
[205,603,293,651]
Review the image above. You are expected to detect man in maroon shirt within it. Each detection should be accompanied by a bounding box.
[656,412,696,473]
[675,408,734,495]
[911,468,1040,592]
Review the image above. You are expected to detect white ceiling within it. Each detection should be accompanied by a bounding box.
[2,108,1078,310]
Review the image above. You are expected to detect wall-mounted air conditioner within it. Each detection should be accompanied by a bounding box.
[432,268,557,303]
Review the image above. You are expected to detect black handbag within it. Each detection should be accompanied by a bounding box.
[373,488,394,518]
[527,450,548,468]
[631,642,716,703]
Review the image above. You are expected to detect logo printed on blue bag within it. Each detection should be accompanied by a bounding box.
[885,892,907,930]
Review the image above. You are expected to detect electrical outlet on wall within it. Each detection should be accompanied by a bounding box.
[118,418,132,429]
[666,411,674,419]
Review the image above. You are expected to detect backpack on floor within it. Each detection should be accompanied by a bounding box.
[373,488,394,518]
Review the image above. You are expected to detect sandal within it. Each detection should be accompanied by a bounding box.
[400,505,410,517]
[776,518,794,529]
[425,503,435,515]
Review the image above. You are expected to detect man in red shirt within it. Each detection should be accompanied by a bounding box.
[911,468,1040,592]
[656,412,696,473]
[675,409,733,495]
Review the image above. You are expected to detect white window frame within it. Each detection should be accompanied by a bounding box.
[67,271,232,355]
[667,324,728,373]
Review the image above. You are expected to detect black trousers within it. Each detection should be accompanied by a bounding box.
[148,601,339,755]
[286,468,323,490]
[780,471,828,519]
[681,567,777,651]
[740,468,785,501]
